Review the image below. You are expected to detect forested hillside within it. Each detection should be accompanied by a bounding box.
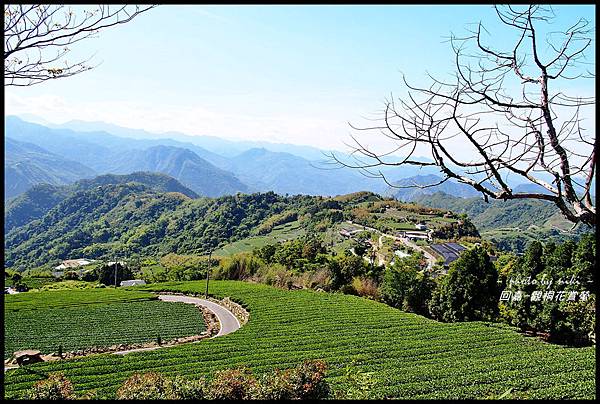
[5,187,318,268]
[5,184,476,270]
[4,172,198,234]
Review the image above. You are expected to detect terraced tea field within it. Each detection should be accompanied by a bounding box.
[213,220,306,256]
[4,281,595,399]
[4,288,205,360]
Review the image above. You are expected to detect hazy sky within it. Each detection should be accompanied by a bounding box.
[5,4,596,156]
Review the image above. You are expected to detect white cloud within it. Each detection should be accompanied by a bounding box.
[4,92,354,151]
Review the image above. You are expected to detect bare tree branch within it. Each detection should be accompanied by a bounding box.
[330,5,595,226]
[4,4,156,86]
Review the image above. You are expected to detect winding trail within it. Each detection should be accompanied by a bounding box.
[112,294,241,355]
[157,294,241,337]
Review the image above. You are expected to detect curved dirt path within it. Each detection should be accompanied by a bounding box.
[112,294,241,355]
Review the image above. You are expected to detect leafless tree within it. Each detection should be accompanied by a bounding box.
[329,5,595,227]
[4,4,156,86]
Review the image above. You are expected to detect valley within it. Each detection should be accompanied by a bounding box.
[3,116,596,401]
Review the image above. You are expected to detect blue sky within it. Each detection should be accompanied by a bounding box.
[6,4,595,155]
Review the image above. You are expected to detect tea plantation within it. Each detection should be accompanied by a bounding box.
[4,288,205,360]
[4,281,595,399]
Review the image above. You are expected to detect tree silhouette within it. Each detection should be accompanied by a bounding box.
[329,5,595,226]
[4,4,155,86]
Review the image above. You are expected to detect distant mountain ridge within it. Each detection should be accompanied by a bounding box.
[5,116,388,198]
[224,147,387,196]
[4,137,96,200]
[4,116,248,198]
[7,115,593,201]
[386,174,481,201]
[105,145,249,197]
[45,117,339,161]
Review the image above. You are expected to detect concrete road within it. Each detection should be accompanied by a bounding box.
[157,294,241,337]
[112,295,241,356]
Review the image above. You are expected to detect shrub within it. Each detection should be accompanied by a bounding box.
[31,361,331,400]
[304,268,332,291]
[283,359,330,400]
[351,276,379,300]
[333,362,378,400]
[252,369,294,400]
[25,372,75,400]
[208,367,257,400]
[117,372,206,400]
[167,375,207,400]
[215,253,262,280]
[117,372,172,400]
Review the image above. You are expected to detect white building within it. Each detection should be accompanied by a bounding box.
[54,258,94,271]
[120,279,146,287]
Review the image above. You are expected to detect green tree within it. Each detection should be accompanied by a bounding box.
[329,254,368,290]
[380,254,435,316]
[429,246,499,322]
[95,261,133,286]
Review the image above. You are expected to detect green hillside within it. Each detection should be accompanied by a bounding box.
[411,192,592,252]
[4,281,595,399]
[4,172,198,234]
[5,186,473,270]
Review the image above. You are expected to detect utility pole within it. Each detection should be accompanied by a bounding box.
[114,256,118,288]
[205,250,212,299]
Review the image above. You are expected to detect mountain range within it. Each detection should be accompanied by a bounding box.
[4,116,391,199]
[385,174,482,201]
[5,115,594,205]
[5,137,96,200]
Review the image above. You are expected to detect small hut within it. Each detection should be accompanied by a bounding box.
[14,350,44,366]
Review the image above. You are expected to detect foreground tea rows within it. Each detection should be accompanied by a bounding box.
[5,289,205,360]
[4,281,596,399]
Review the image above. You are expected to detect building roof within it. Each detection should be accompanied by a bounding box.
[54,258,93,270]
[430,243,466,266]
